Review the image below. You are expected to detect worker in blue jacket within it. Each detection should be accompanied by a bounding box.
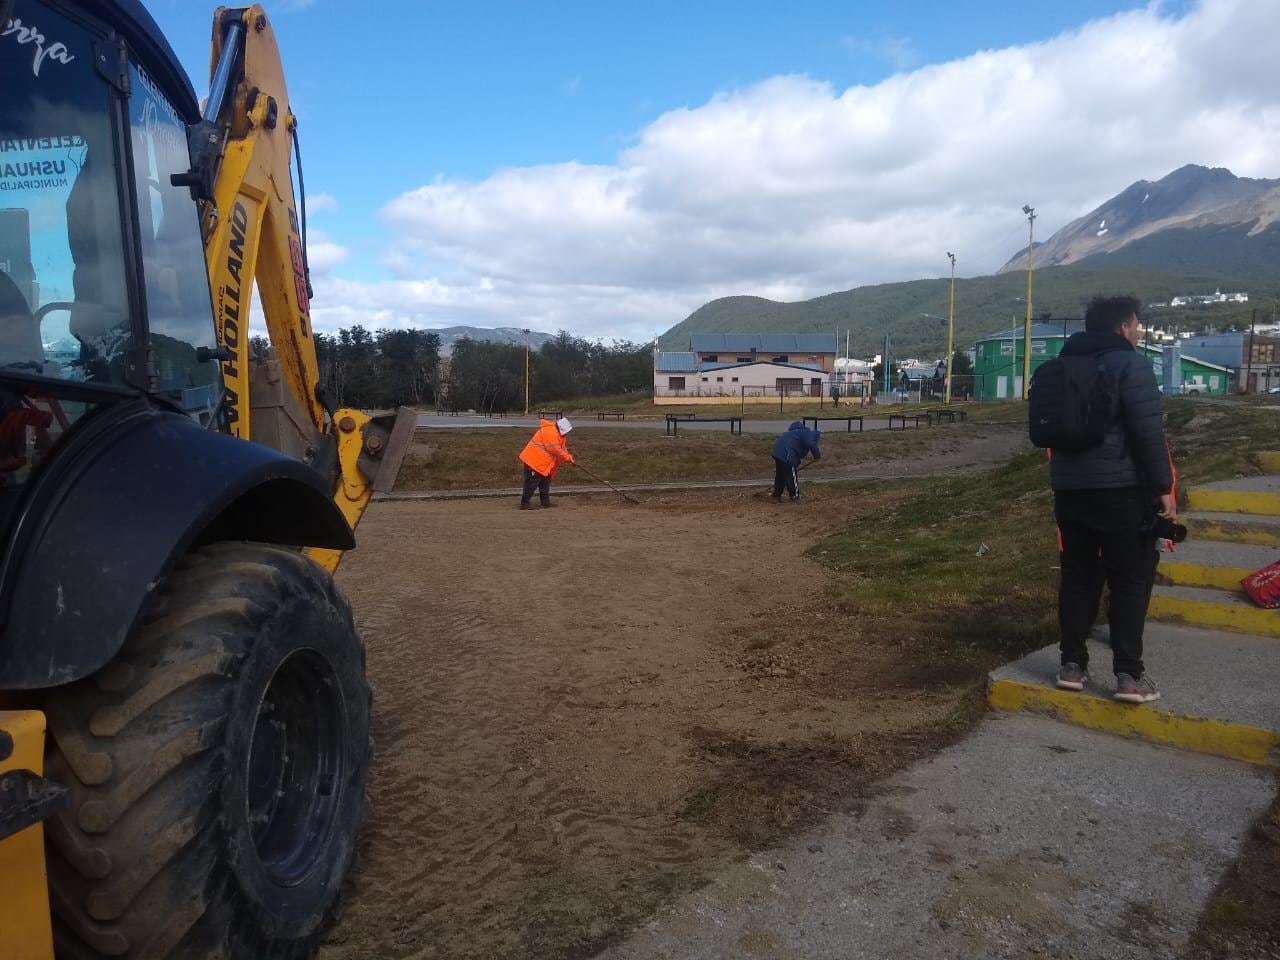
[771,421,821,502]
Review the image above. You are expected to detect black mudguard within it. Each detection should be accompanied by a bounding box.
[0,400,354,690]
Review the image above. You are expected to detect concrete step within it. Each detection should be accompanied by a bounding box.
[1158,539,1280,591]
[1258,450,1280,473]
[989,623,1280,765]
[1186,475,1280,516]
[1149,583,1280,639]
[1184,509,1280,546]
[603,712,1275,960]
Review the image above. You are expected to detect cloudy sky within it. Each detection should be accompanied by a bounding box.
[146,0,1280,341]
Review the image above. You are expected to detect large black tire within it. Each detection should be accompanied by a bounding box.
[42,542,372,959]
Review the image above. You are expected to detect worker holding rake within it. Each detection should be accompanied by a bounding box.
[771,420,821,503]
[519,416,575,509]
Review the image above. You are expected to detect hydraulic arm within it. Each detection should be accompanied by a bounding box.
[189,5,412,570]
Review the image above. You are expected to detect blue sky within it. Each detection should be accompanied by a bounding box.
[139,0,1271,340]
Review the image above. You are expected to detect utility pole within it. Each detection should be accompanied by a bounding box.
[945,251,956,405]
[1244,308,1257,394]
[523,328,531,415]
[1021,205,1036,400]
[882,334,891,399]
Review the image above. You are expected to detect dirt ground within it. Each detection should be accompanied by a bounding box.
[321,485,985,960]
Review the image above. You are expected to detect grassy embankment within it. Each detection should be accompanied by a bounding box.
[809,397,1280,670]
[399,422,992,491]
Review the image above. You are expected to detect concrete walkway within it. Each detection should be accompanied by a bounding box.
[596,453,1280,959]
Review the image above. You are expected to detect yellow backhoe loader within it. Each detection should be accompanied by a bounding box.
[0,2,413,956]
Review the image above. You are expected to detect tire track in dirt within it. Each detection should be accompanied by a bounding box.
[323,488,968,960]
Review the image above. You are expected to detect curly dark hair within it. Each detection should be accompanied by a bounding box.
[1084,295,1142,333]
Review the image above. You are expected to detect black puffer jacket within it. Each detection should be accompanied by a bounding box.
[1048,331,1173,494]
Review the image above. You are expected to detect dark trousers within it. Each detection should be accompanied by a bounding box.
[772,457,799,500]
[521,465,551,505]
[1055,487,1159,678]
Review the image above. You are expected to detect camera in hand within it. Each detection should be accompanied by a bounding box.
[1149,513,1187,543]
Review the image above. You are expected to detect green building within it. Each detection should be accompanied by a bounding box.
[1137,345,1231,396]
[972,323,1079,401]
[973,325,1233,400]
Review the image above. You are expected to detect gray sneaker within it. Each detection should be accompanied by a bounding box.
[1056,663,1088,691]
[1114,673,1160,704]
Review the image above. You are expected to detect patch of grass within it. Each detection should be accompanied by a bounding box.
[398,425,990,491]
[1188,789,1280,959]
[1163,398,1280,488]
[812,449,1061,667]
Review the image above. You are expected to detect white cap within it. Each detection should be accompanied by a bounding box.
[557,417,573,434]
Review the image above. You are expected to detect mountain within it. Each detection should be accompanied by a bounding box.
[660,263,1278,360]
[661,165,1280,359]
[430,326,554,355]
[999,165,1280,273]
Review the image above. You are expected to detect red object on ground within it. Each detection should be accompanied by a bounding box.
[1242,562,1280,609]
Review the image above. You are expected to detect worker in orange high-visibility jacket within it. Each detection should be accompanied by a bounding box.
[519,417,575,508]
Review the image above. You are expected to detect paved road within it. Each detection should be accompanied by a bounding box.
[416,412,916,435]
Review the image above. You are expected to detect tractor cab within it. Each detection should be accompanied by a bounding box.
[1,0,220,526]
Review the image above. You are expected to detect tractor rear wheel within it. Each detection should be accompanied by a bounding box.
[42,542,371,959]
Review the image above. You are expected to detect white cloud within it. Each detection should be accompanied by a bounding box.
[306,230,348,274]
[313,0,1280,340]
[840,34,922,72]
[307,192,338,214]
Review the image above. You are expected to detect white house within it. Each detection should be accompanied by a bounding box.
[654,348,829,402]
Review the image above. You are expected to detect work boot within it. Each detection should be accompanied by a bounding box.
[541,501,558,508]
[519,502,536,510]
[1113,673,1160,704]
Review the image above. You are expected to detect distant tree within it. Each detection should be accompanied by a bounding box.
[951,350,975,377]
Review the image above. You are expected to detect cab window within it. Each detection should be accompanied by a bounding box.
[127,62,221,424]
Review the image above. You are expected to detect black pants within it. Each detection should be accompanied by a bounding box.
[521,465,551,505]
[772,457,799,500]
[1055,487,1159,678]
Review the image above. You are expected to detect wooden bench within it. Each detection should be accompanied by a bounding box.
[537,410,564,421]
[803,415,864,433]
[596,411,626,421]
[665,414,743,436]
[927,408,967,424]
[888,413,929,430]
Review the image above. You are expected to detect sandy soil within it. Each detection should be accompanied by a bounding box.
[322,487,978,960]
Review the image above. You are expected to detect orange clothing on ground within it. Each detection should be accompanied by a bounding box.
[519,419,574,478]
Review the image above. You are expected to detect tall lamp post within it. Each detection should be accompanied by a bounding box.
[1021,205,1036,400]
[523,328,531,415]
[945,251,956,404]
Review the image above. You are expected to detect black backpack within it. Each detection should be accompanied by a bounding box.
[1028,353,1118,452]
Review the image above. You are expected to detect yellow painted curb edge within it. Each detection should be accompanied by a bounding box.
[1187,488,1280,517]
[1186,518,1280,547]
[1149,595,1280,639]
[1160,562,1252,592]
[988,679,1279,766]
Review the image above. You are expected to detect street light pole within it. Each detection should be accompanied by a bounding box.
[523,328,531,415]
[945,251,956,405]
[1021,205,1036,400]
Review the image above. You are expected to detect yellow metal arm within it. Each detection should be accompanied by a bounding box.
[198,7,412,567]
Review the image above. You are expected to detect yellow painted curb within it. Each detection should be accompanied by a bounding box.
[1187,488,1280,517]
[1159,562,1251,592]
[988,679,1280,766]
[1257,452,1280,473]
[1149,594,1280,639]
[1186,517,1280,547]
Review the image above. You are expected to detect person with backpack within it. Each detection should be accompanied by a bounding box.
[1029,295,1175,704]
[771,421,821,502]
